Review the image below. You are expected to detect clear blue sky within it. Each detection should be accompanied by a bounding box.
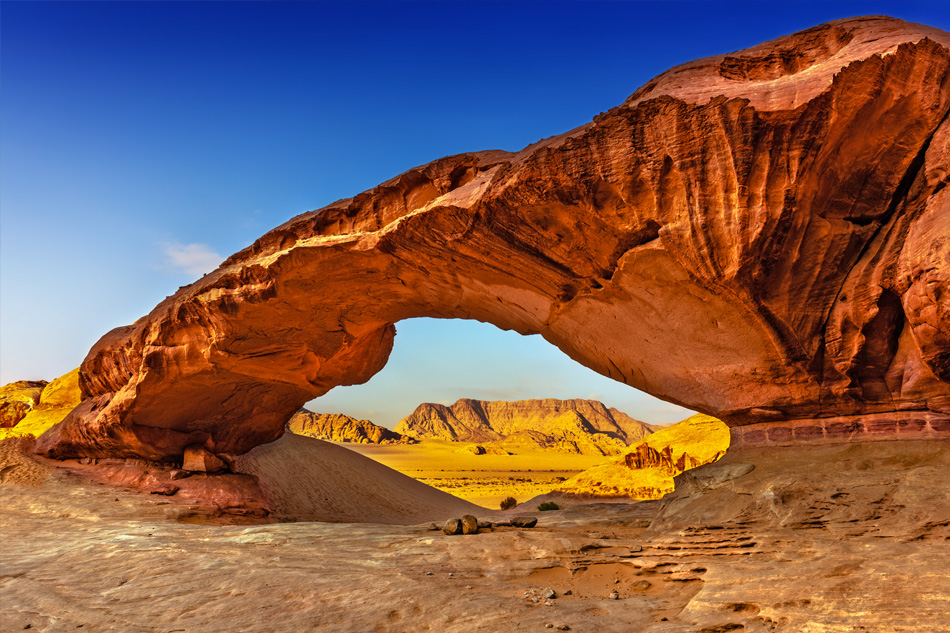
[2,1,947,427]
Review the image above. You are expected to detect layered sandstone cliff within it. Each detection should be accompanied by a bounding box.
[35,17,950,461]
[396,398,653,455]
[287,409,414,444]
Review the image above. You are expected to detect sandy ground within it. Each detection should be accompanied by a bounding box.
[2,437,949,632]
[340,439,607,508]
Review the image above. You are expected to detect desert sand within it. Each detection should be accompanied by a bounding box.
[3,437,948,632]
[341,438,608,508]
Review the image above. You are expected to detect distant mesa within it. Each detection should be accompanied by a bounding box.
[396,398,655,456]
[287,409,416,445]
[556,414,730,499]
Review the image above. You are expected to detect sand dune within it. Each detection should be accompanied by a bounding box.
[233,433,484,523]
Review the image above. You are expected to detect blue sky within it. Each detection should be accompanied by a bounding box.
[2,1,947,428]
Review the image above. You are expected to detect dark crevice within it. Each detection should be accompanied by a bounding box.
[813,102,950,387]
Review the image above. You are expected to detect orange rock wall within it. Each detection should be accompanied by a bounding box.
[36,17,950,460]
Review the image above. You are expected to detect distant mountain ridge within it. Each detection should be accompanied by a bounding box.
[394,398,656,456]
[288,410,415,445]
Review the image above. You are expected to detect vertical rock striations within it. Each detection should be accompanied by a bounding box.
[35,17,950,460]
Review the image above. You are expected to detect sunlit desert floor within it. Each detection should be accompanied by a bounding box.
[339,440,607,508]
[2,439,949,632]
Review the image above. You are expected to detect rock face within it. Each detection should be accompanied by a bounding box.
[556,414,730,499]
[396,398,653,456]
[34,17,950,461]
[0,381,48,428]
[1,370,81,439]
[287,409,414,444]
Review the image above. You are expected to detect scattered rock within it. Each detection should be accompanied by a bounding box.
[493,520,512,527]
[442,519,462,535]
[425,571,433,576]
[557,626,571,631]
[427,523,439,531]
[465,585,472,590]
[631,580,652,591]
[150,484,179,496]
[541,588,556,599]
[545,625,554,629]
[512,516,538,528]
[168,470,192,481]
[461,514,479,534]
[608,592,619,600]
[182,445,227,473]
[563,589,572,596]
[477,520,492,529]
[544,600,553,606]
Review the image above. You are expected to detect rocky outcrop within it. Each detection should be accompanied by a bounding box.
[395,398,653,456]
[556,414,730,499]
[287,409,414,444]
[1,370,81,439]
[0,381,47,428]
[34,17,950,461]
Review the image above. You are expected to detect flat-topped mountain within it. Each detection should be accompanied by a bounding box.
[395,398,655,455]
[287,410,415,445]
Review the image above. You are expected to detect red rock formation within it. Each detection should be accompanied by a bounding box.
[287,409,414,444]
[35,17,950,461]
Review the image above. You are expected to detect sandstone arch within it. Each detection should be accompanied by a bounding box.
[37,17,950,461]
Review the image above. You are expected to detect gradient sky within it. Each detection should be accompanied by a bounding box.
[2,1,947,428]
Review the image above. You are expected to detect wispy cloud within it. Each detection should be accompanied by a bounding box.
[161,241,223,277]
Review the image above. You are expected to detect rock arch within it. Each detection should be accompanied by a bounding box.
[37,17,950,461]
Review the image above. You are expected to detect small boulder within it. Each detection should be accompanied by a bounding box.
[511,516,538,528]
[427,522,439,531]
[168,470,192,481]
[631,580,652,591]
[442,518,463,535]
[182,445,227,473]
[461,515,479,534]
[477,520,493,529]
[151,484,179,496]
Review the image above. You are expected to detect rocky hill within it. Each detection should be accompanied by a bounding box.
[395,398,655,455]
[556,414,729,498]
[0,369,81,440]
[287,410,415,445]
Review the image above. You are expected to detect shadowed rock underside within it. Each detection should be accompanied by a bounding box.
[36,16,950,461]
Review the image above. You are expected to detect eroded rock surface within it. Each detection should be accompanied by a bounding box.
[35,17,950,461]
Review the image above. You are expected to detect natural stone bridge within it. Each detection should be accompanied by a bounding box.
[37,16,950,461]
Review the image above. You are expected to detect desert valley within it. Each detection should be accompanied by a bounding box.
[2,9,949,633]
